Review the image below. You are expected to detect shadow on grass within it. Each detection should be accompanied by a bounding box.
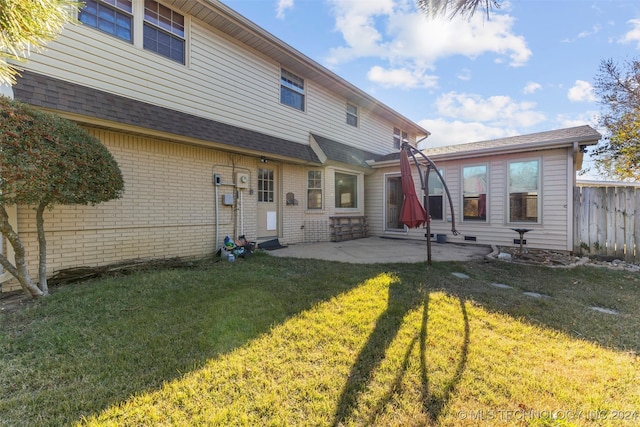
[0,254,380,426]
[2,254,636,426]
[439,259,640,354]
[332,258,636,425]
[333,279,470,426]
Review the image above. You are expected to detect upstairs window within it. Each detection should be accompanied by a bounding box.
[509,160,539,222]
[462,165,488,221]
[280,69,305,111]
[79,0,133,42]
[393,128,408,149]
[143,0,185,64]
[346,103,358,127]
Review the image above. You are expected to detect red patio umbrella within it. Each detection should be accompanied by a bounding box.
[399,147,427,228]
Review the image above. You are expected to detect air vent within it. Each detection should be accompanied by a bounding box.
[464,236,477,241]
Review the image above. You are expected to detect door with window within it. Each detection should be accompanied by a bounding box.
[385,175,404,231]
[257,166,279,239]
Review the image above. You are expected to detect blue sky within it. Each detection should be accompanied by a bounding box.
[222,0,640,175]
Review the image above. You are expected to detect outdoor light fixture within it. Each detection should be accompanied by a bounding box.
[260,156,268,163]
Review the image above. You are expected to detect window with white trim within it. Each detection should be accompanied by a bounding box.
[143,0,185,64]
[307,171,322,209]
[508,160,539,222]
[335,172,358,208]
[79,0,133,42]
[346,103,358,127]
[428,169,444,220]
[462,165,487,221]
[79,0,187,64]
[280,69,305,111]
[393,128,408,149]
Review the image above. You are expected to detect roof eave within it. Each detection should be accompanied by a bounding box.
[369,134,601,167]
[427,135,600,160]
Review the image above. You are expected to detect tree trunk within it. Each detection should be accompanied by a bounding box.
[35,202,49,294]
[0,204,44,298]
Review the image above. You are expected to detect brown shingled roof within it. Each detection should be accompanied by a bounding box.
[310,133,382,168]
[13,71,321,164]
[423,125,601,157]
[372,125,601,164]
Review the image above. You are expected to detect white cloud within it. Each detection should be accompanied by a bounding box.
[523,81,542,94]
[434,92,546,128]
[417,118,517,148]
[276,0,294,19]
[563,24,603,43]
[567,80,596,102]
[367,65,438,89]
[555,111,599,129]
[619,19,640,48]
[578,24,602,39]
[416,90,547,148]
[456,68,472,81]
[323,0,396,65]
[324,0,532,81]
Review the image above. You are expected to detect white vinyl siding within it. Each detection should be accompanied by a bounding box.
[21,17,410,156]
[364,173,386,235]
[366,148,571,251]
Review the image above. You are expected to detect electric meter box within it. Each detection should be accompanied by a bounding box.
[235,172,250,189]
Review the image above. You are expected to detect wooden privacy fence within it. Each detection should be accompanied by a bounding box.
[574,186,639,263]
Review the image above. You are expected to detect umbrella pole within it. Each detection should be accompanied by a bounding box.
[425,166,432,265]
[405,145,459,237]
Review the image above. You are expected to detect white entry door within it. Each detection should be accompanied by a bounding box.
[257,166,279,239]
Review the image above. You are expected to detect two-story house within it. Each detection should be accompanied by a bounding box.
[1,1,602,293]
[2,0,429,290]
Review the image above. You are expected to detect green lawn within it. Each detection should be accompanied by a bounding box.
[1,253,638,426]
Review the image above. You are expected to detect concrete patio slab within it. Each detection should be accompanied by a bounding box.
[263,237,491,264]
